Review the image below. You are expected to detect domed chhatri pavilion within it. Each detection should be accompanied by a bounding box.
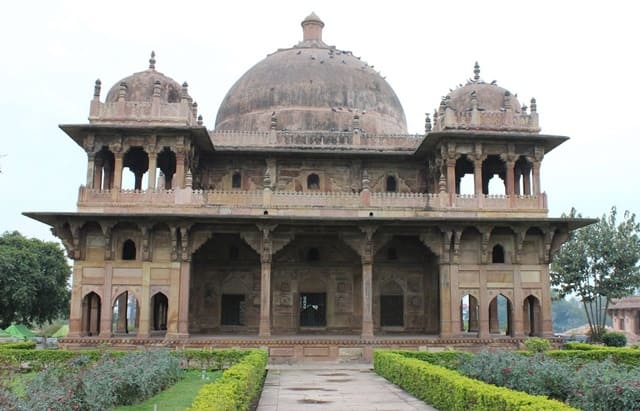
[27,14,588,361]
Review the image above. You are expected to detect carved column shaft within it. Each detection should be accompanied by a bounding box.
[113,151,124,190]
[506,161,515,195]
[259,252,272,337]
[147,150,157,191]
[532,161,541,195]
[86,152,96,189]
[473,159,483,196]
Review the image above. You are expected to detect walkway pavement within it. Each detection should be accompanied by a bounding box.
[257,363,438,411]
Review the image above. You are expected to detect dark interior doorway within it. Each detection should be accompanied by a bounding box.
[300,293,326,327]
[381,295,404,326]
[221,294,245,326]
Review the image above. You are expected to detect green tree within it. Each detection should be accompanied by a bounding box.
[0,231,70,329]
[551,207,640,342]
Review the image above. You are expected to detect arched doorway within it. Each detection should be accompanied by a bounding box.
[81,292,101,336]
[112,291,139,335]
[151,292,168,332]
[489,294,512,336]
[460,294,479,333]
[523,295,542,336]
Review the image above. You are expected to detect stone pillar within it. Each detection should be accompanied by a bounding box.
[361,227,375,338]
[523,169,532,196]
[147,150,157,191]
[469,296,479,332]
[137,262,151,337]
[68,264,83,337]
[506,160,515,195]
[438,263,452,337]
[177,260,191,336]
[512,266,524,337]
[166,261,181,337]
[259,254,272,337]
[175,148,185,189]
[86,152,96,189]
[488,298,499,333]
[540,265,554,336]
[361,260,374,337]
[478,265,490,338]
[93,158,103,190]
[473,159,483,196]
[99,261,113,337]
[532,161,541,195]
[446,159,456,195]
[113,150,124,190]
[116,292,128,333]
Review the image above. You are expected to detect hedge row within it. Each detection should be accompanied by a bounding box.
[187,349,268,411]
[562,342,601,351]
[179,348,250,370]
[547,348,640,367]
[0,348,125,369]
[0,341,36,350]
[373,350,576,411]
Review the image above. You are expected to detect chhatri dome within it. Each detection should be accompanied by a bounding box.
[215,13,408,134]
[104,52,192,104]
[432,62,539,133]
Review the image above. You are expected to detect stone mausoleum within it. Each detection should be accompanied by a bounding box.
[27,14,588,361]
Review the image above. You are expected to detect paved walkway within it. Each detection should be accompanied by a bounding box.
[257,363,437,411]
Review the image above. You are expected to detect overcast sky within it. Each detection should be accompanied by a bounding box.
[1,0,638,242]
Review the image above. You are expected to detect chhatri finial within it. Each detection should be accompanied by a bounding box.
[425,113,432,132]
[530,97,537,113]
[473,61,480,82]
[149,51,156,69]
[270,112,277,130]
[93,79,101,98]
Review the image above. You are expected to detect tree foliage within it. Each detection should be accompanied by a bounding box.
[551,207,640,342]
[0,231,70,329]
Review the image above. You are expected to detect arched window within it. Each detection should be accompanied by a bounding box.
[492,244,505,263]
[307,247,319,262]
[232,172,241,189]
[307,173,320,190]
[386,176,397,192]
[122,239,136,260]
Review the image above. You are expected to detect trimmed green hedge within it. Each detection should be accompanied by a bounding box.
[187,349,267,411]
[0,348,125,369]
[562,342,602,351]
[0,341,36,350]
[179,348,250,370]
[374,350,576,411]
[384,350,472,370]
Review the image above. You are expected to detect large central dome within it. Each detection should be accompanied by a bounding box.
[215,13,408,134]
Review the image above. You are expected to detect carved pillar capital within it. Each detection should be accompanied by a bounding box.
[179,225,191,261]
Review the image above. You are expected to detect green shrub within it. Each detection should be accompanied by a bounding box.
[0,348,126,370]
[374,350,575,410]
[385,350,472,370]
[187,349,267,411]
[0,341,36,350]
[523,337,551,353]
[562,342,601,351]
[548,348,640,367]
[602,332,627,347]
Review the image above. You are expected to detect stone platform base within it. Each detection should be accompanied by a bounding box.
[59,335,561,362]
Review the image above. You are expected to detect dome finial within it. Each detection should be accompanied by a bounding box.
[149,51,156,70]
[473,61,480,82]
[301,12,324,42]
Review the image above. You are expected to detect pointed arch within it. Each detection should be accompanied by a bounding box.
[460,293,479,333]
[151,292,168,332]
[489,293,512,336]
[112,291,139,335]
[523,295,542,336]
[81,291,101,336]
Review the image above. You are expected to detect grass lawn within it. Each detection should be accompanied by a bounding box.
[114,369,222,411]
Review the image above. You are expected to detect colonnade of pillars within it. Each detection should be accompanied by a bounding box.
[448,156,542,196]
[85,146,185,191]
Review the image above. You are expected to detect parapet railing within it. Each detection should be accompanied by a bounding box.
[77,186,548,214]
[210,130,424,151]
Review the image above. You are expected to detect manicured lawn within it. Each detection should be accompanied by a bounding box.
[114,369,222,411]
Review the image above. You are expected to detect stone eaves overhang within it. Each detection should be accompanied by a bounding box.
[59,124,213,152]
[24,211,595,232]
[414,130,569,157]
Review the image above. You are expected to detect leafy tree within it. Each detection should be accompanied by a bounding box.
[0,231,70,329]
[551,207,640,342]
[552,296,588,333]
